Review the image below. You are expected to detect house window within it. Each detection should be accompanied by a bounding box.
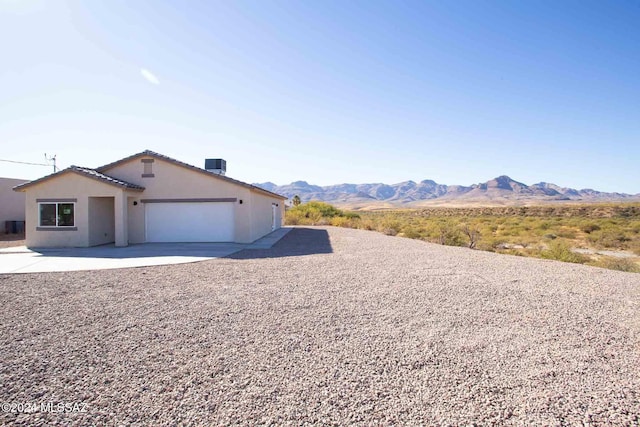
[39,203,75,227]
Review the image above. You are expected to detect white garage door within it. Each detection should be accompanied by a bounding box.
[145,202,235,242]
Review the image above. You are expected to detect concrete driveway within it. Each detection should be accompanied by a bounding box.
[0,228,291,274]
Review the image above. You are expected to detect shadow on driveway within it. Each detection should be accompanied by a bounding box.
[21,242,247,259]
[227,227,333,259]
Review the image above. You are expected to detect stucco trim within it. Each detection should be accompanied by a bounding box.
[140,198,238,203]
[36,198,78,203]
[36,227,78,231]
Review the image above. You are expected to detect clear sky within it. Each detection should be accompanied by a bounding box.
[1,0,639,193]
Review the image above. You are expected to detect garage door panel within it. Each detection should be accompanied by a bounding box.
[146,202,234,242]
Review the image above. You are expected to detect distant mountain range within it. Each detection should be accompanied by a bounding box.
[256,176,640,208]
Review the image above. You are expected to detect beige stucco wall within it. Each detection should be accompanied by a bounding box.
[127,196,145,244]
[88,197,115,246]
[103,158,263,243]
[249,191,284,241]
[1,178,27,231]
[20,173,131,247]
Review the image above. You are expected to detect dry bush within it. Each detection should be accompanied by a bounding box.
[590,257,640,273]
[377,215,403,236]
[460,223,481,249]
[579,222,601,234]
[356,218,376,231]
[330,216,353,227]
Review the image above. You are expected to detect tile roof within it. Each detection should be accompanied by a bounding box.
[13,166,145,192]
[97,149,287,199]
[68,166,146,190]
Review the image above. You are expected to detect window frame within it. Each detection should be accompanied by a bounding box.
[38,202,76,228]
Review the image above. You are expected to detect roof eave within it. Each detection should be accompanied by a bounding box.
[12,169,145,192]
[98,150,287,199]
[68,170,145,191]
[12,169,73,192]
[250,186,288,200]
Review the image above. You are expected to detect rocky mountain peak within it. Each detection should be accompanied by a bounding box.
[254,176,636,206]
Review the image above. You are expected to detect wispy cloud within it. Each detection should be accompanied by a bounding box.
[140,68,160,85]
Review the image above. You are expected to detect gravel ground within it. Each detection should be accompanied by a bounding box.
[1,226,639,426]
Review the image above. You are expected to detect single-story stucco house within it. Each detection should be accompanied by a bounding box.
[1,177,27,233]
[13,150,286,247]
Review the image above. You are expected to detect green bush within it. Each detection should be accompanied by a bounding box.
[401,227,422,239]
[540,240,588,264]
[434,222,465,246]
[302,201,344,217]
[285,201,347,226]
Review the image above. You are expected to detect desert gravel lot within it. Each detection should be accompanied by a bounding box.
[1,226,639,425]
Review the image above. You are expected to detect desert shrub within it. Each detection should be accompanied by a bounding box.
[306,209,324,225]
[302,201,344,217]
[580,222,601,234]
[401,227,422,239]
[486,224,499,233]
[538,221,552,231]
[586,230,632,249]
[497,224,523,237]
[357,218,376,231]
[434,222,464,246]
[330,216,353,227]
[590,257,640,273]
[556,228,578,239]
[285,209,305,225]
[539,240,588,264]
[477,237,506,252]
[285,201,348,226]
[460,223,481,249]
[377,215,402,236]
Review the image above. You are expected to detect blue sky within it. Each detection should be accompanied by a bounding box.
[1,0,639,193]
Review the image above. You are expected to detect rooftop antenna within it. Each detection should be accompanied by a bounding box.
[44,153,57,173]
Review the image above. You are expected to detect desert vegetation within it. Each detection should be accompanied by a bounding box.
[285,202,640,273]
